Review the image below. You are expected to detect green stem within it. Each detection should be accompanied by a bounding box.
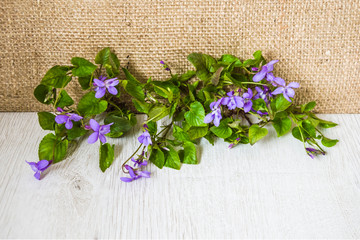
[122,143,143,173]
[241,82,268,86]
[108,101,124,116]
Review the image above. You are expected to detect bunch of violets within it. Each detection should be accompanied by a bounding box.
[27,76,120,180]
[205,59,300,127]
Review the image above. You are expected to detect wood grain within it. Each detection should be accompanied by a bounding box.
[0,113,359,239]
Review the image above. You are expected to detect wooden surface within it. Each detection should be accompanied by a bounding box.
[0,113,359,239]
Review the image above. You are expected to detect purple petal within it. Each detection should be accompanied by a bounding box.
[37,160,50,171]
[136,171,151,178]
[226,91,234,97]
[100,124,113,135]
[160,60,165,65]
[120,177,134,182]
[252,68,267,82]
[65,119,73,129]
[34,171,41,180]
[283,93,292,102]
[221,97,230,105]
[95,87,106,98]
[251,67,259,71]
[288,82,300,88]
[213,113,222,127]
[266,72,275,82]
[106,79,119,87]
[265,60,279,72]
[55,115,68,124]
[56,107,64,112]
[138,134,145,144]
[107,86,118,95]
[234,96,244,108]
[93,78,105,87]
[285,88,295,98]
[244,101,253,113]
[89,119,100,131]
[274,77,285,87]
[204,113,215,124]
[209,101,216,109]
[99,134,107,144]
[271,87,284,95]
[214,98,223,108]
[255,86,262,93]
[88,132,99,144]
[69,114,83,121]
[26,161,38,172]
[125,165,136,178]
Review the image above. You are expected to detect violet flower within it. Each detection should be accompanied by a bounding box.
[138,124,152,146]
[254,86,272,104]
[120,165,151,182]
[93,75,107,86]
[204,98,223,127]
[55,108,83,130]
[93,77,119,98]
[160,60,170,71]
[26,160,52,180]
[306,148,325,159]
[271,78,300,102]
[221,91,244,110]
[131,157,148,168]
[87,119,113,144]
[253,60,279,82]
[242,88,253,113]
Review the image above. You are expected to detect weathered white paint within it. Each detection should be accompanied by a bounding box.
[0,113,359,239]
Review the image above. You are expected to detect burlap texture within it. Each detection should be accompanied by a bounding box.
[1,0,359,113]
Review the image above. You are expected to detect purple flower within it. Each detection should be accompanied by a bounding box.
[131,157,148,168]
[87,119,113,144]
[26,160,52,180]
[253,60,279,82]
[228,143,235,149]
[138,125,152,146]
[306,148,325,159]
[204,99,223,127]
[254,86,272,104]
[160,60,170,71]
[93,77,119,98]
[120,165,151,182]
[55,108,83,130]
[221,91,244,110]
[242,88,253,113]
[93,75,107,86]
[271,78,300,102]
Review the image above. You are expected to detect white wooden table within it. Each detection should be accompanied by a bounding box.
[0,113,359,239]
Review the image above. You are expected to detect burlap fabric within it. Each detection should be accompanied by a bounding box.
[1,0,359,113]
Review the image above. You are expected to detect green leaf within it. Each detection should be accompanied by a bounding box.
[210,119,232,138]
[77,92,108,117]
[38,133,68,163]
[272,117,292,137]
[182,141,198,164]
[204,132,215,145]
[219,54,242,67]
[67,124,87,140]
[179,70,196,82]
[149,148,165,169]
[173,125,192,142]
[184,101,206,127]
[41,66,71,88]
[147,105,169,122]
[307,113,338,128]
[34,84,54,104]
[132,99,151,114]
[95,47,120,76]
[104,114,133,138]
[164,146,181,170]
[55,90,74,108]
[187,53,216,82]
[252,98,268,112]
[301,101,316,112]
[321,137,339,147]
[301,120,316,138]
[292,126,308,142]
[147,121,157,136]
[271,95,292,112]
[210,66,224,86]
[71,57,97,77]
[37,112,55,130]
[187,126,208,140]
[122,80,145,101]
[99,143,115,172]
[78,75,92,90]
[249,124,268,145]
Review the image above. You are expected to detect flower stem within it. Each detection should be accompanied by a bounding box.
[122,143,143,173]
[241,82,268,86]
[108,100,124,116]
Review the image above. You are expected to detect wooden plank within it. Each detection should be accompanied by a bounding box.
[0,113,359,238]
